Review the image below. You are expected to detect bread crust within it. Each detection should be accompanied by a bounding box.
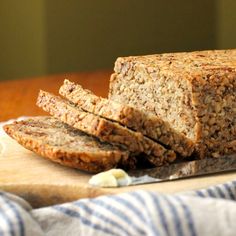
[37,91,176,165]
[59,79,194,157]
[3,117,130,173]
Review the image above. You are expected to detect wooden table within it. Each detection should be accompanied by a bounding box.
[0,70,111,122]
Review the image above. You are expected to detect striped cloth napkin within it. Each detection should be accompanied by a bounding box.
[0,181,236,236]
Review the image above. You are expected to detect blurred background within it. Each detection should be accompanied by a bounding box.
[0,0,235,81]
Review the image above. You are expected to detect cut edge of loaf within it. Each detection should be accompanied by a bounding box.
[59,79,194,157]
[109,72,197,142]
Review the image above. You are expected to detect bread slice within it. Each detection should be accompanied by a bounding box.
[36,91,176,166]
[3,116,131,173]
[109,49,236,158]
[59,79,194,157]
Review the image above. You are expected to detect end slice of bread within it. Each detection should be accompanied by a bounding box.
[3,116,130,173]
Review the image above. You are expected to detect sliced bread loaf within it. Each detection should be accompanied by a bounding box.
[36,91,176,166]
[59,79,194,157]
[3,116,130,173]
[109,49,236,158]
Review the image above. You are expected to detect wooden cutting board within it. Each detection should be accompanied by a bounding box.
[1,133,236,208]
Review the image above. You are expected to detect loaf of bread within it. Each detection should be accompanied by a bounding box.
[37,90,176,166]
[3,116,131,173]
[59,79,194,157]
[109,49,236,158]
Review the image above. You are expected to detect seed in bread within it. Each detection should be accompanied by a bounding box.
[109,49,236,158]
[3,116,131,173]
[36,90,176,166]
[59,79,194,157]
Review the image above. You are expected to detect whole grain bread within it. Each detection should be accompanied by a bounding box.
[59,79,194,157]
[36,90,176,166]
[3,116,131,173]
[109,49,236,158]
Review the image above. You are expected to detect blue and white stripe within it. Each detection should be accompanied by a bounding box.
[0,192,25,236]
[186,180,236,200]
[1,179,236,236]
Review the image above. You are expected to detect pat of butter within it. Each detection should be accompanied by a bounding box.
[89,169,132,187]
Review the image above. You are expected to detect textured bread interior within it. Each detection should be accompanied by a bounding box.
[37,90,177,165]
[109,49,236,158]
[3,116,130,173]
[59,79,194,157]
[109,72,197,141]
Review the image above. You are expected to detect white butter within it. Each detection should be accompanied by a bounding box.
[89,169,132,187]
